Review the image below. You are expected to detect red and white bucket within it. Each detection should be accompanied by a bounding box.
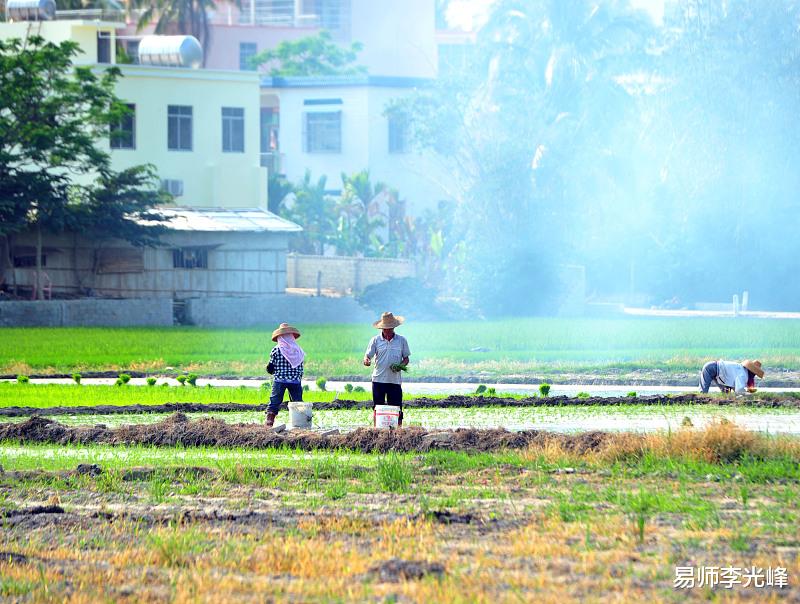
[374,405,401,429]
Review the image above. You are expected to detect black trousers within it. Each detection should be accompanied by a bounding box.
[372,381,403,406]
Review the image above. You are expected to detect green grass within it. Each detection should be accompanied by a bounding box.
[2,318,800,377]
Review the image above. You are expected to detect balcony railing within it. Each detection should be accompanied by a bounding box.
[55,8,126,22]
[236,0,344,29]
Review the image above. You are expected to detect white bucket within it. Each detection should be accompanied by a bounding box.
[288,401,312,429]
[374,405,400,429]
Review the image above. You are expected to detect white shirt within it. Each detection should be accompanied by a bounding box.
[365,333,410,384]
[716,360,749,393]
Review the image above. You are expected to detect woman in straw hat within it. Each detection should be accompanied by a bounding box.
[364,311,411,426]
[265,323,305,427]
[699,359,764,394]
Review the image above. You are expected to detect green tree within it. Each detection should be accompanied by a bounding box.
[334,171,387,256]
[280,171,336,255]
[252,31,365,76]
[0,36,167,298]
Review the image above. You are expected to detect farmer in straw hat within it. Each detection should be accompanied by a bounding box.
[364,311,411,426]
[699,359,764,394]
[265,323,305,427]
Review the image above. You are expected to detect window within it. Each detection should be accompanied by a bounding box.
[96,248,144,274]
[13,254,45,268]
[173,248,208,269]
[222,107,245,153]
[110,104,136,150]
[168,105,193,151]
[97,32,111,64]
[239,42,257,70]
[388,113,408,154]
[303,111,341,153]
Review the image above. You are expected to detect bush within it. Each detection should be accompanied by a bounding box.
[146,377,157,386]
[475,384,487,394]
[16,375,29,384]
[176,375,187,386]
[353,385,366,393]
[344,383,354,392]
[72,373,81,385]
[118,373,131,384]
[186,373,198,387]
[538,383,551,397]
[315,377,327,391]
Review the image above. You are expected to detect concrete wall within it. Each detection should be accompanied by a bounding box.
[0,298,173,327]
[184,293,373,326]
[287,254,415,293]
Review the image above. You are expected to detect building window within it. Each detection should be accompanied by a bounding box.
[110,104,136,150]
[303,111,341,153]
[97,32,111,64]
[239,42,257,70]
[168,105,193,151]
[13,254,45,268]
[173,248,208,269]
[222,107,245,153]
[388,113,409,154]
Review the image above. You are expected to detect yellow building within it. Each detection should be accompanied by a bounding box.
[0,17,303,302]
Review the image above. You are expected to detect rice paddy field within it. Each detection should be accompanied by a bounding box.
[2,318,800,382]
[1,320,799,601]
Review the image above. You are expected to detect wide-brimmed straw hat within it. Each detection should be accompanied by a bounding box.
[272,323,301,342]
[742,359,764,378]
[373,311,404,329]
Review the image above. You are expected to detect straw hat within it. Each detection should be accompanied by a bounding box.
[272,323,301,342]
[373,311,404,329]
[741,359,764,378]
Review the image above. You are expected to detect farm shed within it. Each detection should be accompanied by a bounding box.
[1,207,301,300]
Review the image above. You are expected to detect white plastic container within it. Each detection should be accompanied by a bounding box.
[288,401,312,429]
[374,405,400,429]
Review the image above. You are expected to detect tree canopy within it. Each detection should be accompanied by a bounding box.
[0,36,167,295]
[252,31,365,76]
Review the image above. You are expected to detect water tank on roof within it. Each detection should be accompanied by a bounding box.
[138,35,203,69]
[6,0,56,21]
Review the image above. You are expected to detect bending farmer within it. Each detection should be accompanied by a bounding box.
[265,323,305,427]
[699,359,764,394]
[364,311,410,426]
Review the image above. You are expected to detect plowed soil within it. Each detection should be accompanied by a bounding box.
[0,413,622,453]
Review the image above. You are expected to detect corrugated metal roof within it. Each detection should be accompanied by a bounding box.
[148,207,302,233]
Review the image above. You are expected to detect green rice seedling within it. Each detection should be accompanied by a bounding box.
[577,392,590,399]
[739,484,750,508]
[16,375,29,384]
[487,387,496,395]
[353,386,365,392]
[390,363,408,372]
[315,377,327,391]
[376,453,413,493]
[303,384,310,392]
[344,383,354,392]
[146,377,157,386]
[149,474,171,503]
[539,383,551,397]
[627,391,637,397]
[475,384,487,394]
[118,373,131,384]
[205,383,213,389]
[0,577,37,598]
[186,373,198,387]
[71,373,81,385]
[324,478,348,500]
[147,523,205,567]
[176,375,187,386]
[114,378,124,386]
[627,487,656,544]
[97,468,124,494]
[160,382,169,387]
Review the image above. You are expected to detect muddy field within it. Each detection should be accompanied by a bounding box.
[2,393,799,419]
[0,414,619,453]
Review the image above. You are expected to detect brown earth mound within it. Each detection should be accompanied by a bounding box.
[0,413,623,453]
[1,393,796,419]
